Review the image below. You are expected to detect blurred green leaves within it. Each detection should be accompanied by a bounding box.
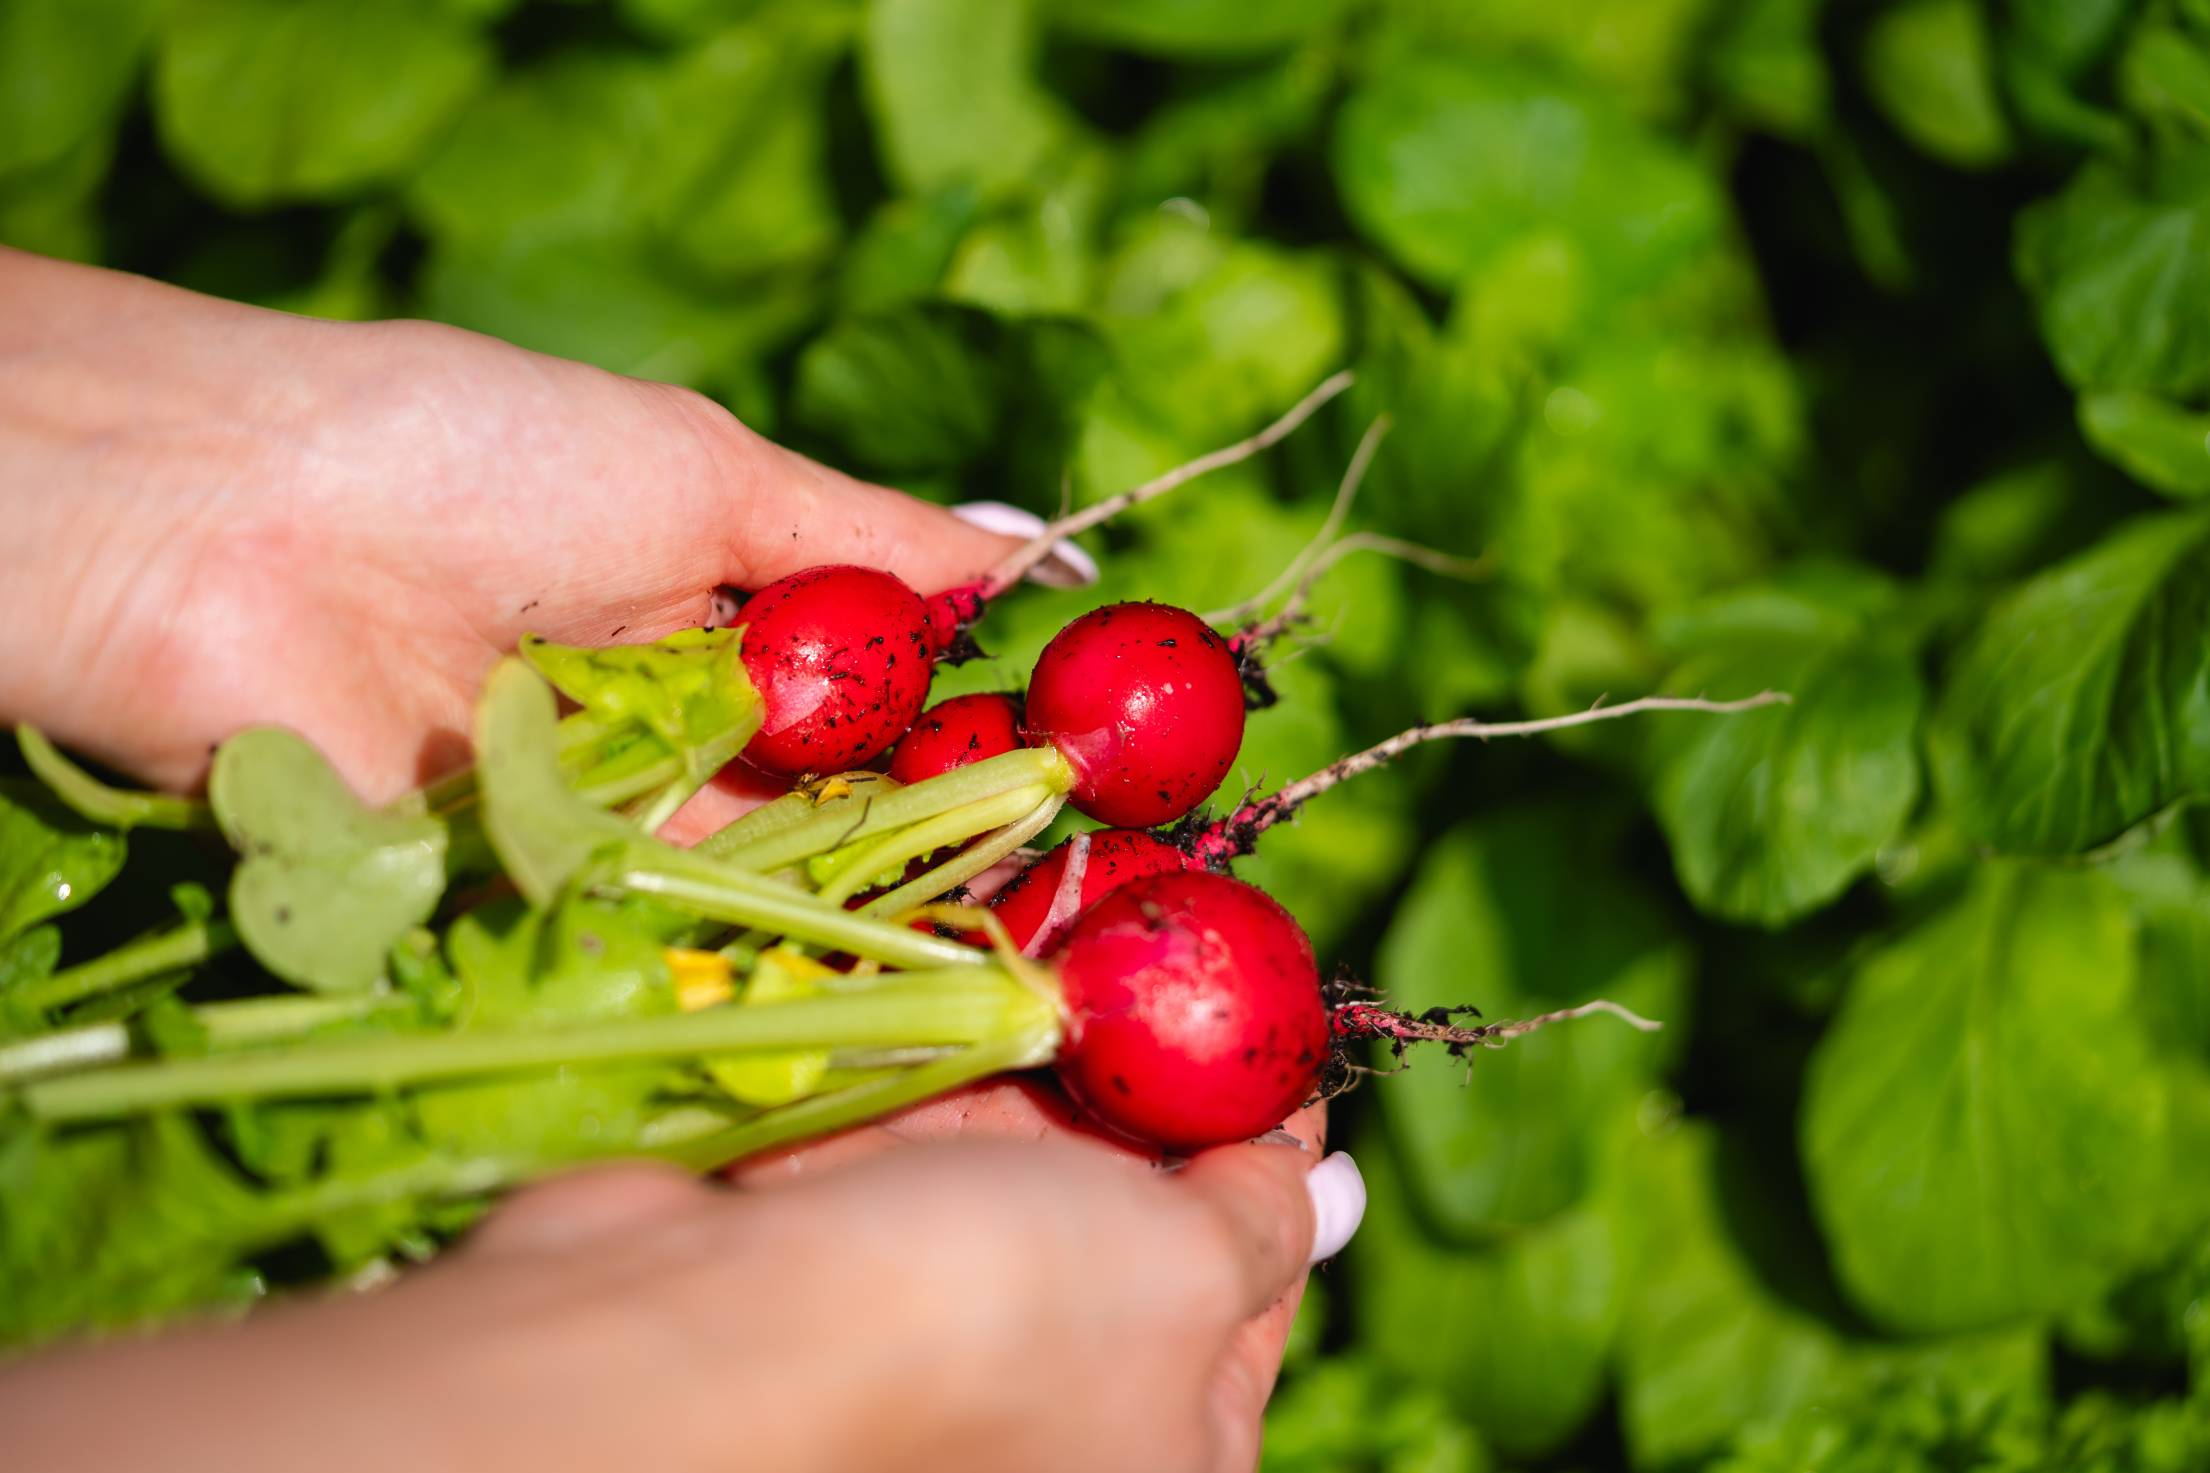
[1649,570,1925,926]
[155,0,493,205]
[1803,865,2170,1333]
[1373,806,1685,1232]
[1929,510,2210,855]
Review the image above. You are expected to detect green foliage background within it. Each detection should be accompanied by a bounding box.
[8,0,2210,1465]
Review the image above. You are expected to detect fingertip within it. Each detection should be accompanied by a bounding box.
[949,501,1099,588]
[1303,1152,1365,1266]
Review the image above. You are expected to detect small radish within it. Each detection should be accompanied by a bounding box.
[1047,870,1327,1152]
[886,692,1025,785]
[735,565,943,776]
[990,828,1192,954]
[1024,602,1247,828]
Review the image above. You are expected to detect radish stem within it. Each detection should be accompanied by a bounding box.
[23,968,1051,1120]
[699,746,1071,871]
[859,794,1063,917]
[812,784,1052,907]
[613,846,984,969]
[16,917,237,1014]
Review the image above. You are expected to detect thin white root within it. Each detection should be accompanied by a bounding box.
[1254,691,1791,826]
[984,370,1356,595]
[1205,414,1393,626]
[1481,998,1664,1044]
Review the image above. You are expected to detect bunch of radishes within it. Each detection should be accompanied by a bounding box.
[629,377,1777,1154]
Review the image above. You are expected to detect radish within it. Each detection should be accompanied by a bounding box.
[1047,870,1327,1151]
[735,564,945,776]
[989,828,1190,954]
[886,692,1025,785]
[1023,601,1248,828]
[988,692,1796,951]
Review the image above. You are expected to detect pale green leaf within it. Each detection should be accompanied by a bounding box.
[1802,864,2172,1332]
[1927,509,2210,854]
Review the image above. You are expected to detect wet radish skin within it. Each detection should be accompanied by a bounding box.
[737,565,938,776]
[886,692,1026,785]
[1024,602,1246,828]
[1047,871,1326,1152]
[989,829,1193,953]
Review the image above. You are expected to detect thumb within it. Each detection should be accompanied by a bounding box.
[1172,1142,1325,1323]
[708,418,1092,595]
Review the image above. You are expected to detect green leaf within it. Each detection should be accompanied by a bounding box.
[1861,0,2012,168]
[1043,0,1344,56]
[422,233,812,385]
[2120,25,2210,132]
[1497,326,1801,611]
[153,0,493,205]
[1372,806,1688,1232]
[861,0,1076,201]
[1332,57,1723,306]
[519,628,762,797]
[1356,1143,1622,1459]
[1376,0,1719,121]
[2016,146,2210,400]
[1621,1123,2047,1468]
[836,187,981,313]
[0,0,156,179]
[0,126,110,262]
[2107,847,2210,1063]
[790,302,1108,490]
[407,51,670,248]
[1927,509,2210,855]
[1802,864,2172,1332]
[476,660,642,906]
[2078,389,2210,499]
[445,895,681,1030]
[1708,0,1832,137]
[1098,221,1345,447]
[209,730,448,994]
[1649,572,1925,927]
[1262,1355,1493,1473]
[0,1114,271,1346]
[651,15,849,276]
[0,785,125,947]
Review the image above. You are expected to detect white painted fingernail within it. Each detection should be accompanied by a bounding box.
[1305,1152,1365,1265]
[950,500,1100,588]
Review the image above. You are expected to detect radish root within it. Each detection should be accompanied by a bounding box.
[982,369,1356,598]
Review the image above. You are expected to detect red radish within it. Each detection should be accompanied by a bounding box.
[1048,870,1327,1151]
[736,565,947,776]
[990,828,1192,953]
[1024,602,1247,828]
[886,692,1025,785]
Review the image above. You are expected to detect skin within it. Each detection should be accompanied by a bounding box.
[0,248,1323,1472]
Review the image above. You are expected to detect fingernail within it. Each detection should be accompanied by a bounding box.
[950,500,1100,588]
[1305,1152,1365,1265]
[1251,1127,1309,1151]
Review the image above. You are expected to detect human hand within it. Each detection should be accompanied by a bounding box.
[0,1136,1362,1473]
[0,247,1045,808]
